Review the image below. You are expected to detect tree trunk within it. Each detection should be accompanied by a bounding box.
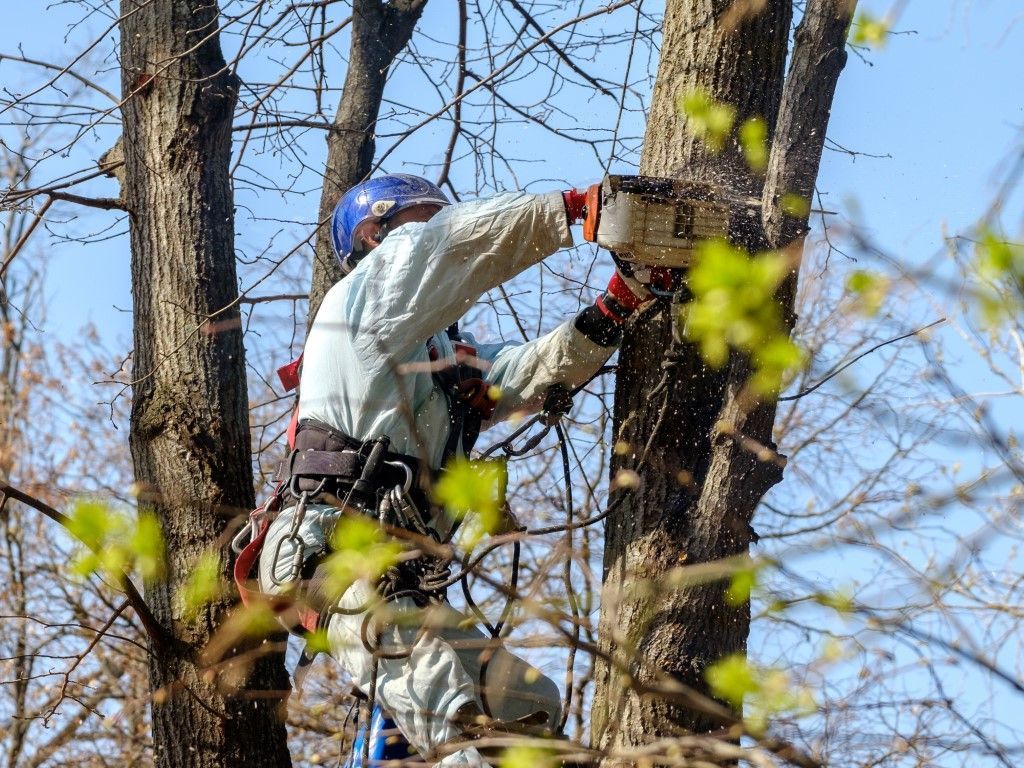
[308,0,427,322]
[119,1,291,765]
[593,0,854,749]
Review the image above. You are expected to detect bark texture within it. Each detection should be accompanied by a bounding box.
[119,1,290,765]
[308,0,427,322]
[593,0,854,748]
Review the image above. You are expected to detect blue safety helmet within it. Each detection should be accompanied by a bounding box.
[331,174,450,273]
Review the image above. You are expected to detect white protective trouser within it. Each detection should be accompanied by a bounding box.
[259,504,562,768]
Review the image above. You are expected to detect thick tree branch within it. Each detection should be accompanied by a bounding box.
[307,0,428,321]
[763,0,857,249]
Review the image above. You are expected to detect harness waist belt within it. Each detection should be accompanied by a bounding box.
[282,419,427,500]
[286,449,405,485]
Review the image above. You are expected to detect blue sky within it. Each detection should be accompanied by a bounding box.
[5,1,1020,341]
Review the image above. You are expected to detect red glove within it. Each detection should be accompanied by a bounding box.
[563,189,587,223]
[597,267,675,322]
[563,183,601,233]
[594,270,647,322]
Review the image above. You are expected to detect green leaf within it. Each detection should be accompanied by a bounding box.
[65,500,166,583]
[845,270,889,316]
[677,87,736,153]
[179,551,225,618]
[684,240,804,394]
[66,500,120,552]
[851,11,889,48]
[706,653,759,709]
[303,628,332,655]
[707,654,817,736]
[815,587,855,614]
[780,193,810,218]
[322,516,403,597]
[228,602,280,638]
[976,230,1024,282]
[726,567,757,607]
[130,512,165,580]
[71,552,101,578]
[500,746,558,768]
[739,117,768,173]
[434,457,508,537]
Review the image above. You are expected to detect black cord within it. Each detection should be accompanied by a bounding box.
[554,420,579,733]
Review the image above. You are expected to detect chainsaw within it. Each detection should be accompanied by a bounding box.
[582,174,732,277]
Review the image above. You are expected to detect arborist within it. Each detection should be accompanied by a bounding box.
[248,174,661,766]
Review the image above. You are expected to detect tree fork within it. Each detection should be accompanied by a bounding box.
[593,0,854,750]
[308,0,427,321]
[119,0,291,765]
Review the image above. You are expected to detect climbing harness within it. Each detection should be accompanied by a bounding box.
[232,320,504,634]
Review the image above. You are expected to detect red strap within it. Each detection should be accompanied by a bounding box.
[233,517,271,609]
[285,406,299,451]
[277,354,303,392]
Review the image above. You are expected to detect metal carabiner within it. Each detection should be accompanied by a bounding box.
[383,460,413,494]
[269,490,314,588]
[231,494,277,554]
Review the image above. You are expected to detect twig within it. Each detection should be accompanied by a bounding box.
[0,52,119,105]
[0,480,171,649]
[46,600,130,722]
[778,318,945,402]
[372,0,637,171]
[506,0,616,98]
[44,190,126,211]
[0,198,52,281]
[238,293,308,304]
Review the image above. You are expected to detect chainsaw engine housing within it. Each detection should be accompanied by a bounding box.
[591,175,730,268]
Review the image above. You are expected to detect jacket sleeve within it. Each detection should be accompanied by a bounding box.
[344,191,572,364]
[470,319,616,424]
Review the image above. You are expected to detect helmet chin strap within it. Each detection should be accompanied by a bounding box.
[339,253,361,275]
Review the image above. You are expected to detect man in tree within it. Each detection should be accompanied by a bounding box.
[256,174,657,765]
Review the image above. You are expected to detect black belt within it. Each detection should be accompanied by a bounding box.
[281,419,425,504]
[288,447,410,485]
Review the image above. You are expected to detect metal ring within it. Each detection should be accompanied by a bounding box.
[384,460,413,494]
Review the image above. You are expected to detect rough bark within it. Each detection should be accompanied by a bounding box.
[593,0,854,748]
[119,1,291,765]
[308,0,427,322]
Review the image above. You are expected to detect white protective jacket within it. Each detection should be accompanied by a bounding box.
[260,191,616,767]
[297,190,613,466]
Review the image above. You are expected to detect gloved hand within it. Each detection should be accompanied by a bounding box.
[598,263,674,321]
[563,183,601,236]
[575,262,672,346]
[595,269,649,323]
